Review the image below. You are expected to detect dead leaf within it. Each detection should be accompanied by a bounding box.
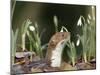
[60,62,77,71]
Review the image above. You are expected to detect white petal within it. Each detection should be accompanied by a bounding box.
[76,39,80,46]
[60,28,63,32]
[88,14,91,20]
[87,19,90,24]
[91,6,95,10]
[54,15,58,26]
[60,26,68,32]
[77,17,82,26]
[29,26,35,31]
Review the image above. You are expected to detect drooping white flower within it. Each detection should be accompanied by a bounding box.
[88,14,91,20]
[54,15,58,26]
[87,19,90,24]
[34,22,38,29]
[77,16,82,26]
[60,26,68,32]
[29,26,35,31]
[76,39,80,46]
[91,6,95,10]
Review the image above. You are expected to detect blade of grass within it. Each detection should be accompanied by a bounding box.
[54,15,58,32]
[66,41,77,66]
[21,19,32,51]
[11,29,19,64]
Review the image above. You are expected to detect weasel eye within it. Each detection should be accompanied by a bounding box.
[62,34,64,37]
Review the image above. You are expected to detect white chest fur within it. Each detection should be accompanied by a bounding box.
[51,39,66,67]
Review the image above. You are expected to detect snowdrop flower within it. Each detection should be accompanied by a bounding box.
[87,14,91,24]
[87,19,90,24]
[54,15,58,26]
[76,39,80,46]
[60,26,68,32]
[88,14,91,20]
[91,6,95,10]
[29,26,35,31]
[77,16,82,26]
[34,22,38,29]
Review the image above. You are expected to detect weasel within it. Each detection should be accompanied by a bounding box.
[45,32,70,67]
[12,32,71,74]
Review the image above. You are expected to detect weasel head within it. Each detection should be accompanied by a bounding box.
[48,32,70,49]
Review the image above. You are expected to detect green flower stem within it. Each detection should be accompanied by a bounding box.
[29,35,33,61]
[83,53,87,63]
[72,57,75,66]
[22,34,26,51]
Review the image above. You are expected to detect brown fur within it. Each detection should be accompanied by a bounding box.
[45,32,70,61]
